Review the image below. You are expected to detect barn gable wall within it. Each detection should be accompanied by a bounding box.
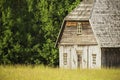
[59,21,97,45]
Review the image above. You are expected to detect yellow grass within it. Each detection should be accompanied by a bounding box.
[0,65,120,80]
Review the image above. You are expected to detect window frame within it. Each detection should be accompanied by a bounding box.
[92,54,96,65]
[63,53,67,65]
[77,22,82,35]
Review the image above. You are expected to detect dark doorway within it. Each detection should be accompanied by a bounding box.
[101,48,120,68]
[77,54,82,68]
[76,50,82,68]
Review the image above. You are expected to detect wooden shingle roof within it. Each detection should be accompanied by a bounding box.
[90,0,120,47]
[65,1,93,21]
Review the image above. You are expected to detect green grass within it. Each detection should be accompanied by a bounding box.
[0,65,120,80]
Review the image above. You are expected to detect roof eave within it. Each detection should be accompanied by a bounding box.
[55,19,66,48]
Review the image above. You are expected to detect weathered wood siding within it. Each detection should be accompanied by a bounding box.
[101,48,120,68]
[59,45,101,69]
[60,21,97,45]
[90,0,120,47]
[59,46,72,68]
[88,46,101,68]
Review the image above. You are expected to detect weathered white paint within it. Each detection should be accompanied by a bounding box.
[59,45,101,69]
[71,45,77,69]
[59,46,63,68]
[88,46,101,68]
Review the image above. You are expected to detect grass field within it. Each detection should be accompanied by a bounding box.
[0,65,120,80]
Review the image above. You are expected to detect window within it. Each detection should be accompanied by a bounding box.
[77,22,82,34]
[63,53,67,65]
[92,54,96,64]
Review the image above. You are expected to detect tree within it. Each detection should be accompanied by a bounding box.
[0,0,81,66]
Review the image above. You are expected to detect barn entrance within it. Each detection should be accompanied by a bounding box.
[101,48,120,68]
[76,50,82,68]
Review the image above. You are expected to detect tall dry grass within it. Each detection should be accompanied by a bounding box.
[0,65,120,80]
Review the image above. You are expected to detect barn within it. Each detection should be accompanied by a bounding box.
[55,0,120,69]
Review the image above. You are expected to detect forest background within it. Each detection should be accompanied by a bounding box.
[0,0,81,66]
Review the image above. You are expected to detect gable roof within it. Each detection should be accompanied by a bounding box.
[55,0,94,47]
[89,0,120,47]
[65,1,93,21]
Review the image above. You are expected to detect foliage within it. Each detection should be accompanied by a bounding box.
[0,0,81,66]
[0,65,120,80]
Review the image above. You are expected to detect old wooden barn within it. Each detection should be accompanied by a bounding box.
[55,0,120,69]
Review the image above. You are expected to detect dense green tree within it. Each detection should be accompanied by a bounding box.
[0,0,81,66]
